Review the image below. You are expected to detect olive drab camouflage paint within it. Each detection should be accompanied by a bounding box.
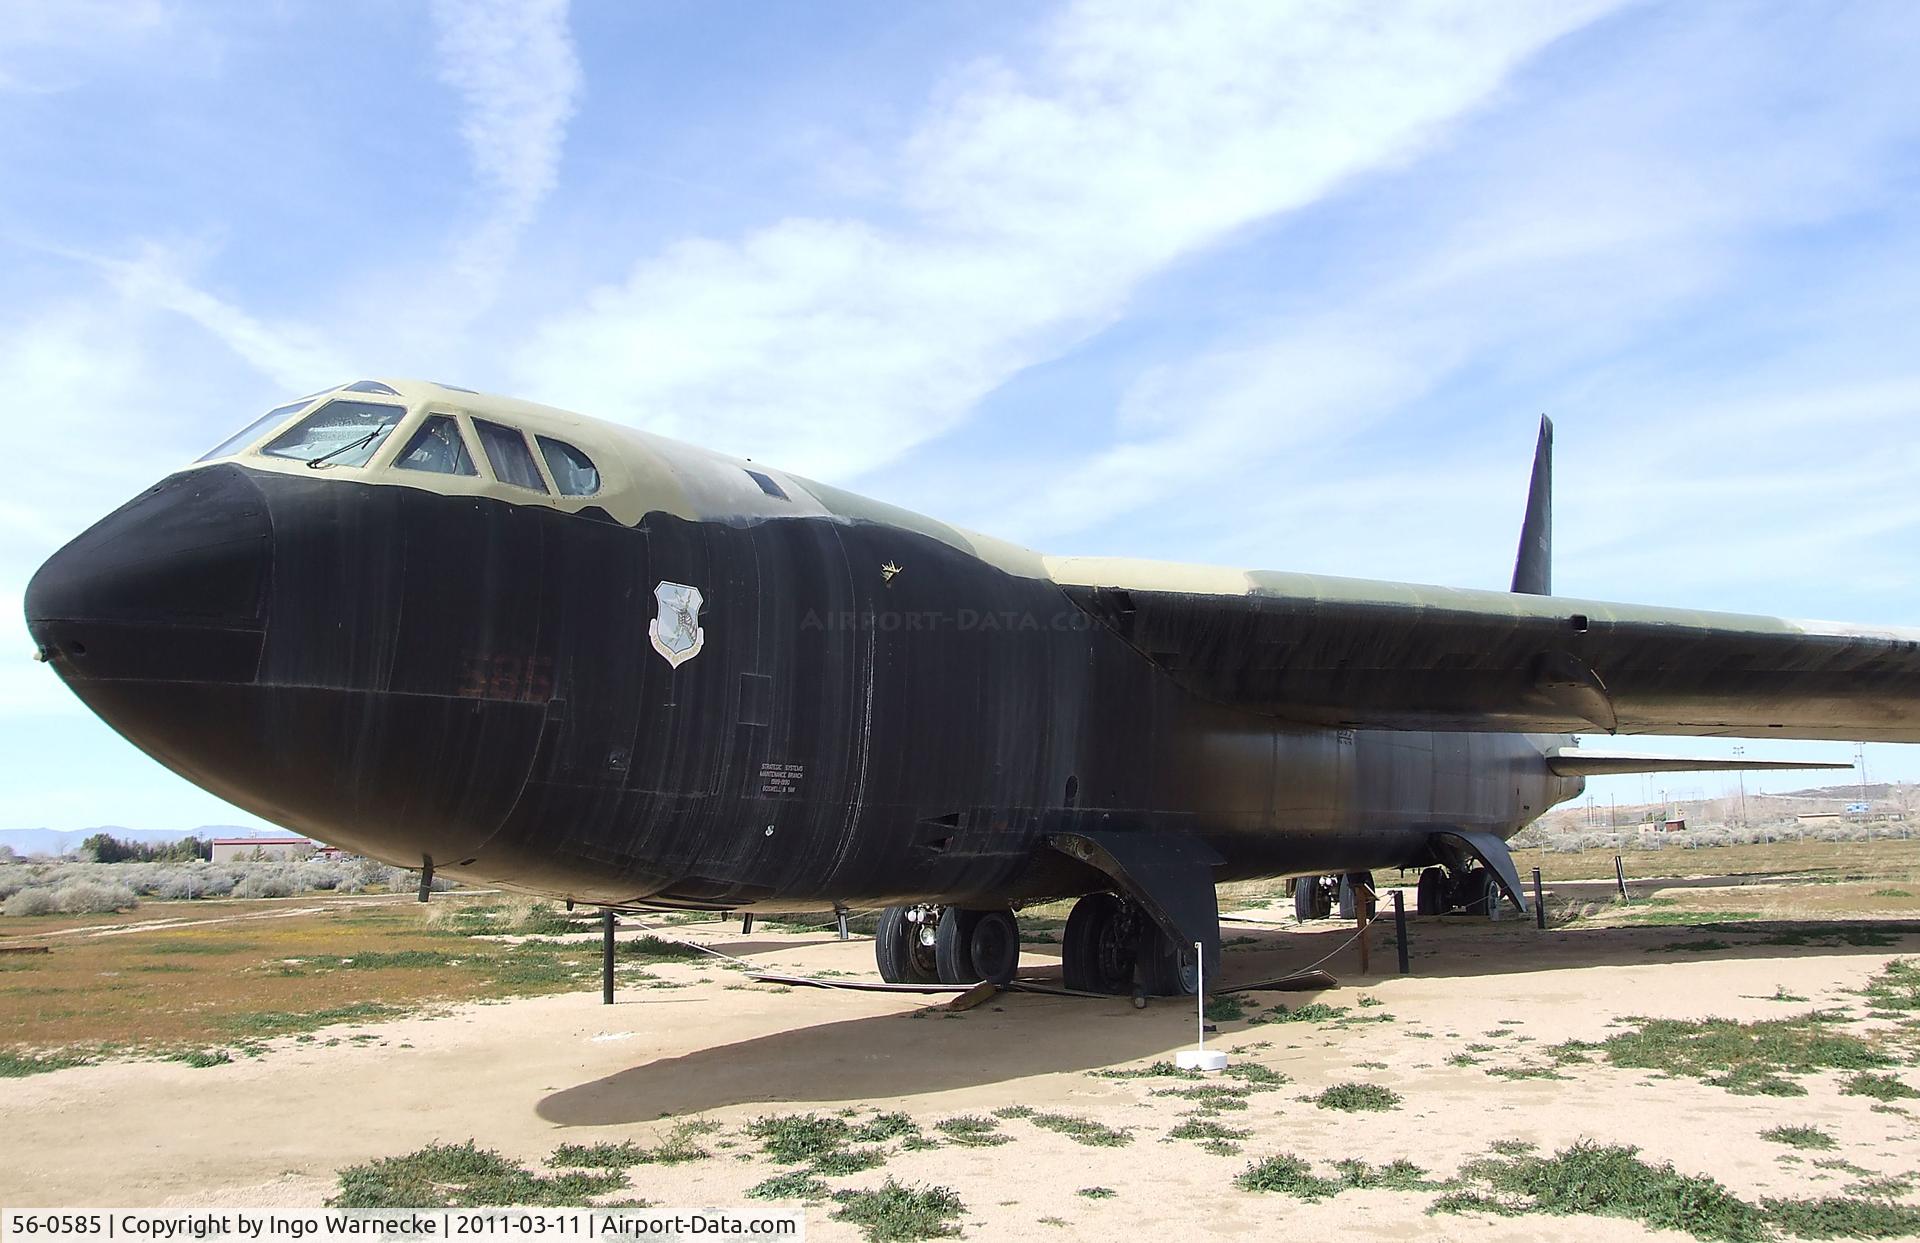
[24,381,1920,991]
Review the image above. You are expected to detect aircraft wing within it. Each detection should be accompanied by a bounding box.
[1049,558,1920,742]
[1542,749,1853,777]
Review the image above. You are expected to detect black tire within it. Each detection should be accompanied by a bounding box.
[934,907,983,983]
[968,910,1020,985]
[1454,868,1501,918]
[875,905,939,984]
[1480,869,1506,921]
[1294,876,1325,921]
[1416,867,1445,916]
[1136,923,1199,996]
[1063,893,1136,994]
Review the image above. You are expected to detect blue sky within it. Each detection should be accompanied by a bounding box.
[3,0,1919,830]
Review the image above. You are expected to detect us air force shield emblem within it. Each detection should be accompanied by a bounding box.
[649,581,706,668]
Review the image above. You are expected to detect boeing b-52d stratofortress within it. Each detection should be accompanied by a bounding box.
[26,381,1919,995]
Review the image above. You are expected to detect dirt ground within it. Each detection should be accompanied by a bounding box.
[3,874,1919,1241]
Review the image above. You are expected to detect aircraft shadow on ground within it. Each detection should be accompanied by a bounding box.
[537,987,1194,1126]
[540,915,1917,1126]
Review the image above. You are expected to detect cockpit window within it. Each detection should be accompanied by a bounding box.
[536,436,600,496]
[261,400,405,468]
[473,419,549,493]
[395,415,477,476]
[342,380,403,396]
[196,400,312,462]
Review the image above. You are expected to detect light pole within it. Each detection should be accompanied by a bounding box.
[1733,745,1747,831]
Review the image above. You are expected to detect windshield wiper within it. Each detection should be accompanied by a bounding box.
[305,423,393,469]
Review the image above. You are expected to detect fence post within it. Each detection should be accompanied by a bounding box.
[1392,889,1410,974]
[601,908,617,1005]
[1614,854,1629,902]
[1532,867,1546,929]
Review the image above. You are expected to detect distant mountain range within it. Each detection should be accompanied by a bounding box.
[0,826,269,857]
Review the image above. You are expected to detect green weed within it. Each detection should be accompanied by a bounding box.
[745,1171,830,1202]
[0,1050,90,1076]
[1841,1072,1918,1101]
[1311,1083,1400,1112]
[1759,1125,1835,1151]
[746,1113,852,1163]
[1236,1154,1341,1201]
[830,1179,965,1243]
[1028,1112,1131,1147]
[329,1141,627,1208]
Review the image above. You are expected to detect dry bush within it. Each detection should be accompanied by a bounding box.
[3,887,57,916]
[52,880,137,914]
[230,870,296,900]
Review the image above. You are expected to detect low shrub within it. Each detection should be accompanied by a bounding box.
[3,887,57,917]
[53,881,137,914]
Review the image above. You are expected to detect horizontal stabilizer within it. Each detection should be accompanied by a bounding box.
[1546,748,1854,778]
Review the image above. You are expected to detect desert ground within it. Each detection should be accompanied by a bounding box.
[3,844,1920,1241]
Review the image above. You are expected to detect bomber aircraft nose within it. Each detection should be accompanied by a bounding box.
[26,463,271,684]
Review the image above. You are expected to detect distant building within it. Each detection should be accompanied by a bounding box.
[1796,812,1843,828]
[211,835,315,863]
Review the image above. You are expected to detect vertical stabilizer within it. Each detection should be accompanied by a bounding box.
[1510,415,1552,595]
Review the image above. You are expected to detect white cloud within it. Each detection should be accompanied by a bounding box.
[0,0,172,93]
[429,0,582,306]
[0,301,183,719]
[990,4,1920,560]
[92,244,349,391]
[515,0,1620,479]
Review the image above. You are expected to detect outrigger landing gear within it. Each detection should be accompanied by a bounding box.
[875,904,1021,985]
[1061,892,1199,996]
[1419,829,1532,921]
[1048,830,1221,998]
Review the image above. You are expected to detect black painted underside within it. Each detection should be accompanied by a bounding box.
[26,466,1554,908]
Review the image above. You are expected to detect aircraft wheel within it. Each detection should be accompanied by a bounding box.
[1136,923,1199,996]
[1063,893,1137,994]
[934,907,984,983]
[968,910,1020,985]
[1481,869,1506,922]
[1294,875,1332,921]
[1416,867,1446,916]
[1452,868,1501,918]
[875,905,940,984]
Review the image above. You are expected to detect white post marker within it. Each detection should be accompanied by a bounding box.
[1175,939,1228,1071]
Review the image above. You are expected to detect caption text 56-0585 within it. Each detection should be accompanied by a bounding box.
[1,1212,802,1243]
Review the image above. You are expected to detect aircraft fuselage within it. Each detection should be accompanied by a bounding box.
[26,409,1578,912]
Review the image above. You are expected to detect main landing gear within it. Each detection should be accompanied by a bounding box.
[1292,871,1376,921]
[1414,865,1505,918]
[874,893,1200,996]
[875,904,1021,986]
[1061,892,1197,996]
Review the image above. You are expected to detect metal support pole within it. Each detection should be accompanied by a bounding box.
[740,913,754,935]
[1392,889,1409,974]
[601,908,616,1005]
[417,856,433,903]
[1195,942,1206,1053]
[1532,868,1546,929]
[1614,854,1629,902]
[835,906,850,941]
[1356,899,1370,976]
